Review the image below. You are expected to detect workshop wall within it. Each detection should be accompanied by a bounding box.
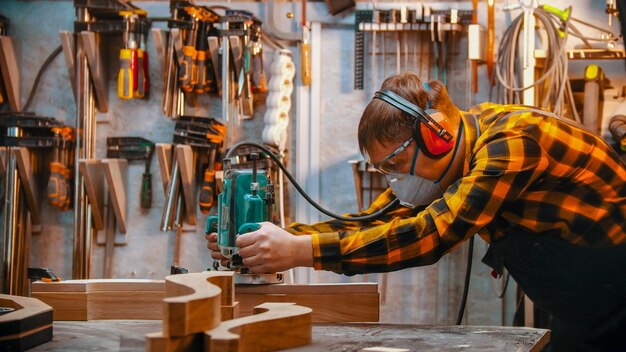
[1,0,621,327]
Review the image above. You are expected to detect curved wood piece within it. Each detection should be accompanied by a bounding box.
[204,302,312,352]
[163,271,234,337]
[0,294,53,350]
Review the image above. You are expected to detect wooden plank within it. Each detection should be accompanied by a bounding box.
[156,143,173,196]
[88,291,163,320]
[163,271,234,337]
[31,279,165,320]
[32,279,163,293]
[235,282,378,294]
[176,145,196,225]
[0,295,53,350]
[145,332,203,352]
[30,292,88,321]
[101,158,128,234]
[0,36,20,112]
[13,147,40,225]
[236,292,379,323]
[204,302,312,352]
[78,159,105,230]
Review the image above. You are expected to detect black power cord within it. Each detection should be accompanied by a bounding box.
[455,235,474,325]
[225,141,400,222]
[23,45,62,112]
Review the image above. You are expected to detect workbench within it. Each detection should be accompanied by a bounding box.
[30,320,549,351]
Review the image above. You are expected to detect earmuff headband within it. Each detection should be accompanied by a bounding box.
[373,89,453,143]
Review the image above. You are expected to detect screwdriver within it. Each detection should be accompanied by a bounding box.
[59,127,74,211]
[47,127,63,208]
[180,13,199,93]
[194,20,209,94]
[140,144,154,209]
[134,11,148,99]
[199,147,217,214]
[118,11,134,100]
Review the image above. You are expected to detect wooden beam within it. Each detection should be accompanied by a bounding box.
[155,143,173,196]
[0,294,53,350]
[78,159,105,230]
[101,158,128,234]
[32,279,164,320]
[13,147,40,225]
[176,145,196,226]
[204,302,312,352]
[235,283,379,323]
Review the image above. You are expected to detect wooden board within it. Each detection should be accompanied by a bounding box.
[204,302,312,352]
[78,159,105,230]
[176,145,196,226]
[13,147,40,225]
[101,158,128,234]
[0,36,20,112]
[32,279,165,321]
[0,294,53,351]
[236,283,379,323]
[156,143,173,195]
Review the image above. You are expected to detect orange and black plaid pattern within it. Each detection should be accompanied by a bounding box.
[287,103,626,275]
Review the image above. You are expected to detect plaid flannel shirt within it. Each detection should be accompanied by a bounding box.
[286,103,626,275]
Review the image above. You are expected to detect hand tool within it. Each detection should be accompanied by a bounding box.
[118,11,134,100]
[206,152,281,284]
[47,127,62,208]
[106,137,155,209]
[194,20,209,94]
[609,112,626,151]
[487,0,495,84]
[301,0,311,86]
[198,146,217,214]
[135,11,149,99]
[353,10,373,90]
[179,11,199,93]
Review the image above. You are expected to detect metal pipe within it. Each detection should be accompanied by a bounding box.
[2,127,22,295]
[72,8,96,279]
[221,20,231,146]
[161,160,180,231]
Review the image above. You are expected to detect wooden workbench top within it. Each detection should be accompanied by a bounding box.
[29,320,549,351]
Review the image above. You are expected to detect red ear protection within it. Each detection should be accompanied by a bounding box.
[373,89,455,159]
[418,109,455,158]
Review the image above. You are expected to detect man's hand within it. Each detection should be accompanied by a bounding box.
[206,232,228,267]
[236,222,314,273]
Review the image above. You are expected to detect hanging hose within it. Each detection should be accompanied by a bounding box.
[225,141,400,222]
[492,7,580,122]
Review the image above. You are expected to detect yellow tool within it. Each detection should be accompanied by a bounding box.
[194,20,209,94]
[179,8,200,93]
[118,11,134,100]
[199,148,216,214]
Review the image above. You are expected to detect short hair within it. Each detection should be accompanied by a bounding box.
[358,72,459,155]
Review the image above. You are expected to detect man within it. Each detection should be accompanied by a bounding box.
[207,72,626,351]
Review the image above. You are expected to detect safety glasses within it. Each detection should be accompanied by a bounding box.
[368,136,414,174]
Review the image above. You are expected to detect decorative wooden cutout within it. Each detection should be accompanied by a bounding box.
[163,271,234,337]
[146,272,312,352]
[204,302,312,352]
[0,294,53,350]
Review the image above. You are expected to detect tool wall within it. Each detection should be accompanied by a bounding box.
[1,0,624,326]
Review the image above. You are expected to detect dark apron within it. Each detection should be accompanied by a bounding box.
[482,230,626,352]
